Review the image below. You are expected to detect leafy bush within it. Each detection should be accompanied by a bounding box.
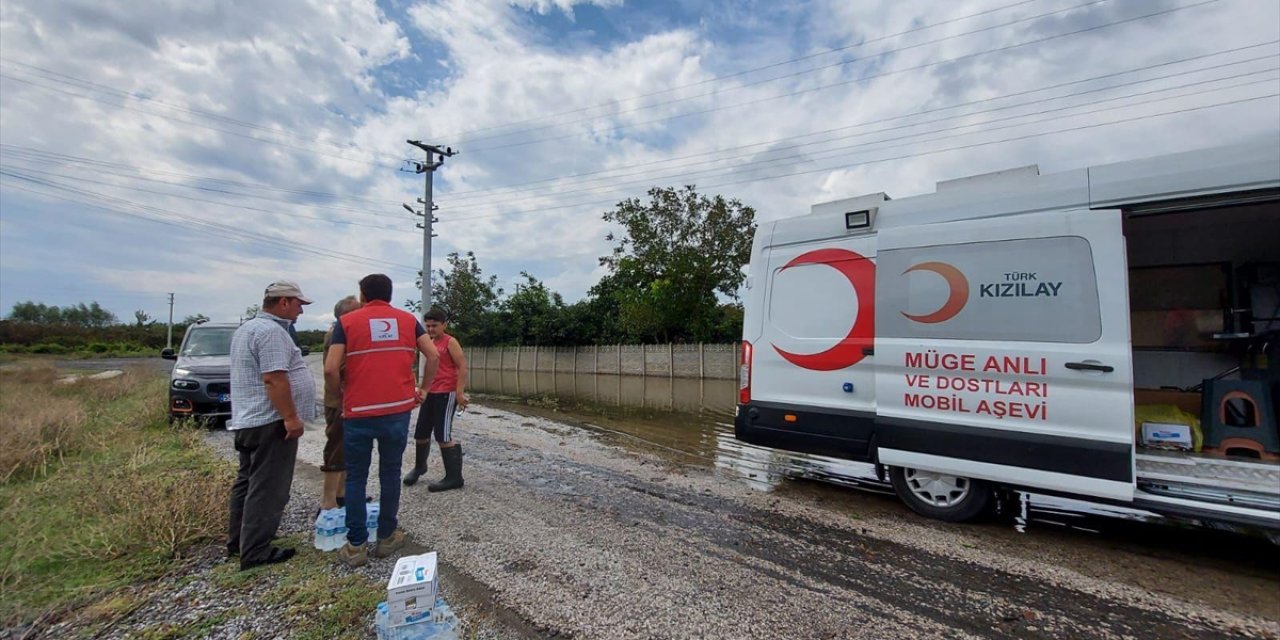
[28,343,70,355]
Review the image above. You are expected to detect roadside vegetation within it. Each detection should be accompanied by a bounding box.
[0,363,229,631]
[409,185,755,346]
[0,362,389,638]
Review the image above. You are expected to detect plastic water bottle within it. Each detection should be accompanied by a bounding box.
[367,502,380,534]
[321,510,337,551]
[313,510,327,550]
[332,507,348,550]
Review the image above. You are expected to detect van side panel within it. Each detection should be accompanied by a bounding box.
[736,231,878,461]
[874,209,1135,501]
[740,221,775,345]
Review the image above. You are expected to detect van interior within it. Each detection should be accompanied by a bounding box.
[1122,194,1280,508]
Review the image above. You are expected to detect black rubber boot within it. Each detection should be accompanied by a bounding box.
[403,443,430,486]
[428,445,464,492]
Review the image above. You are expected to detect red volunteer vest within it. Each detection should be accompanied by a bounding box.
[340,300,419,419]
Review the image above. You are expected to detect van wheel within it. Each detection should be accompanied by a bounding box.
[889,466,992,523]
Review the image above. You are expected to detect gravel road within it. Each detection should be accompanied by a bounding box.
[44,357,1279,639]
[270,357,1280,638]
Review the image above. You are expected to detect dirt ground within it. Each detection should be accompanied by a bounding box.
[271,383,1280,639]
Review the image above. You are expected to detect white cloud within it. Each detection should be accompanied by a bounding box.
[1,0,1277,331]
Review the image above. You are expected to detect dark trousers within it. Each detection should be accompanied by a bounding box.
[228,420,298,566]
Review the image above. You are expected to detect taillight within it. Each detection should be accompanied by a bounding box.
[738,340,752,405]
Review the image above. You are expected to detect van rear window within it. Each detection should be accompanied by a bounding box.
[877,236,1102,343]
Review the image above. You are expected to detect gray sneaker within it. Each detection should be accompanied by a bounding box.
[373,529,409,558]
[338,542,368,568]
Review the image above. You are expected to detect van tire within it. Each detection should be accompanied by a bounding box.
[889,466,992,523]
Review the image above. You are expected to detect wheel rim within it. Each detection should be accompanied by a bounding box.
[903,468,971,508]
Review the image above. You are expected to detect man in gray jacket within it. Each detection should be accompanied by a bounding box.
[227,280,317,570]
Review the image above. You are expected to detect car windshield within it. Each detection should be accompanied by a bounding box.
[180,327,235,357]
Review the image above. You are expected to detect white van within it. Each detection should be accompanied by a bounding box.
[735,137,1280,533]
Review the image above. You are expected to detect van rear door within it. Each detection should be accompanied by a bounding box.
[873,209,1134,501]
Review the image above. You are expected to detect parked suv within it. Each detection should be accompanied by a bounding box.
[162,322,238,425]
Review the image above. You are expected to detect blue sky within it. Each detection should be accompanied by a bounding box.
[2,0,1278,330]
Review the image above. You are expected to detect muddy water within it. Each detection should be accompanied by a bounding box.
[472,368,898,493]
[470,366,1229,545]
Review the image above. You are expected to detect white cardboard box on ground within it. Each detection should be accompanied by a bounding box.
[387,593,436,627]
[388,552,439,604]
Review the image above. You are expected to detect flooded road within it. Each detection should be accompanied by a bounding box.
[282,360,1280,638]
[471,367,883,490]
[471,367,1172,535]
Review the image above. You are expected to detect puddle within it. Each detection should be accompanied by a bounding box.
[473,368,1275,545]
[472,368,890,493]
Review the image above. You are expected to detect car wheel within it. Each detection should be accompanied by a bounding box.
[889,466,992,523]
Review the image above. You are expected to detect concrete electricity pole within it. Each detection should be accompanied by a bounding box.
[166,292,175,350]
[405,140,456,316]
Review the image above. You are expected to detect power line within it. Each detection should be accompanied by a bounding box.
[440,65,1280,212]
[0,151,414,222]
[0,58,410,168]
[0,164,409,231]
[0,171,419,272]
[441,91,1278,223]
[0,143,404,206]
[0,72,404,170]
[397,42,1280,202]
[462,0,1223,153]
[438,0,1050,141]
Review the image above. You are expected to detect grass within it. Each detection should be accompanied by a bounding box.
[0,362,231,631]
[0,361,398,639]
[259,541,384,640]
[198,536,384,640]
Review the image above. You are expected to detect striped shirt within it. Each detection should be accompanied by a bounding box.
[228,311,317,430]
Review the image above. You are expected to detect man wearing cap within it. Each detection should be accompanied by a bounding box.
[227,280,317,571]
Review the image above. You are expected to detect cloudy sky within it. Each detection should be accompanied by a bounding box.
[1,0,1277,330]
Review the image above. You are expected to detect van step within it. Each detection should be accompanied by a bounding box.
[1136,449,1280,495]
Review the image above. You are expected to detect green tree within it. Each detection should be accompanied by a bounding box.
[6,300,115,327]
[429,252,503,344]
[134,310,152,327]
[182,314,210,325]
[497,272,565,345]
[7,301,58,324]
[244,304,260,319]
[599,185,756,342]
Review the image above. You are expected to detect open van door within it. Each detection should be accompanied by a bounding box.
[874,209,1134,509]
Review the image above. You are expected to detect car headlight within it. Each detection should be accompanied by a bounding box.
[173,368,192,378]
[172,379,200,390]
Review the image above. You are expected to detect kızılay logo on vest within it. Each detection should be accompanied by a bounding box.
[369,318,399,342]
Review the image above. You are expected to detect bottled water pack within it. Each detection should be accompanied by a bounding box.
[313,502,381,551]
[375,597,459,640]
[312,507,348,552]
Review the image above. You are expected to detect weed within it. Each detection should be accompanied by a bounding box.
[0,364,231,629]
[525,394,561,411]
[257,537,383,640]
[0,362,88,481]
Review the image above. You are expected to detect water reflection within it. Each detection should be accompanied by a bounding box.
[473,368,739,417]
[472,368,1185,538]
[472,367,885,493]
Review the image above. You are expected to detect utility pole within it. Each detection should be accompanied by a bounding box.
[166,292,175,350]
[405,140,456,317]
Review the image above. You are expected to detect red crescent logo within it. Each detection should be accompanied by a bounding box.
[900,262,969,324]
[376,320,393,332]
[771,248,875,371]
